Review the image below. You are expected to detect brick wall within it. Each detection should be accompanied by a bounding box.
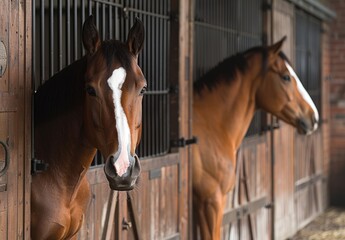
[327,0,345,206]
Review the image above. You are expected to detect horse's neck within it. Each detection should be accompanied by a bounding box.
[35,111,96,176]
[193,72,259,152]
[34,58,96,184]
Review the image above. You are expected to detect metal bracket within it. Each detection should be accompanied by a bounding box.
[31,158,49,174]
[0,41,7,77]
[261,122,280,132]
[171,136,198,148]
[0,141,9,177]
[122,218,132,230]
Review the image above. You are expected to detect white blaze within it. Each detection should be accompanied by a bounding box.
[285,61,319,131]
[107,67,131,177]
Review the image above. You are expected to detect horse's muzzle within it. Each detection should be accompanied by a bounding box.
[296,117,318,135]
[104,154,141,191]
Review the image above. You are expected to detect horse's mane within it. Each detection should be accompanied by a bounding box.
[34,40,133,126]
[34,57,87,126]
[194,46,271,94]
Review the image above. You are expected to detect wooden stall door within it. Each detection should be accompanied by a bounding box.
[0,0,31,239]
[219,137,272,240]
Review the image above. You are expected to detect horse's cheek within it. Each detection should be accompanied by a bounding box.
[89,98,103,130]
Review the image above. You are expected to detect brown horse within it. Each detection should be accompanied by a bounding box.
[31,16,146,239]
[192,38,319,240]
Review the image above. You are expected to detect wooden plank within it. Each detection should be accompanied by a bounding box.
[102,190,117,240]
[0,210,7,240]
[141,153,179,171]
[222,197,268,225]
[23,0,33,237]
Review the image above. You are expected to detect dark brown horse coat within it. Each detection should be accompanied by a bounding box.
[31,16,146,239]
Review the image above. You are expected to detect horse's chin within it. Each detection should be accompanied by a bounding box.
[104,154,141,191]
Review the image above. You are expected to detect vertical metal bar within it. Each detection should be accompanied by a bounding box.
[67,0,71,65]
[109,3,113,38]
[115,0,119,40]
[167,0,171,152]
[32,0,36,84]
[59,0,63,70]
[41,0,45,83]
[146,1,150,155]
[102,2,106,39]
[143,2,148,157]
[74,0,78,60]
[95,1,99,29]
[50,0,54,77]
[82,0,86,56]
[88,0,92,16]
[82,0,85,23]
[153,1,158,155]
[159,0,163,153]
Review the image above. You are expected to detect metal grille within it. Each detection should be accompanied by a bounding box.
[295,8,322,114]
[32,0,171,164]
[193,0,264,137]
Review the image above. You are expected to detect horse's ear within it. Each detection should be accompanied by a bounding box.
[126,18,145,58]
[268,36,287,55]
[82,15,101,55]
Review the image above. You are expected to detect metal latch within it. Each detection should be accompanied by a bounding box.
[171,136,198,148]
[261,122,280,132]
[0,141,9,192]
[31,159,49,174]
[122,218,132,230]
[0,41,7,77]
[0,141,9,177]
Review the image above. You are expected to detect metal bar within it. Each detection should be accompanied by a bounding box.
[67,0,71,65]
[40,0,45,82]
[32,0,36,88]
[109,2,113,38]
[102,2,105,39]
[58,0,63,70]
[50,0,54,77]
[122,7,169,19]
[93,0,123,8]
[74,0,78,61]
[82,0,86,56]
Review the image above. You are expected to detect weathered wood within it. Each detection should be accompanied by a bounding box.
[101,190,117,240]
[0,0,31,239]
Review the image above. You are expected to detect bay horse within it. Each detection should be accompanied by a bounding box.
[192,37,319,240]
[31,16,146,239]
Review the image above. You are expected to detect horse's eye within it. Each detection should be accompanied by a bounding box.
[140,85,147,96]
[282,75,291,82]
[86,85,97,96]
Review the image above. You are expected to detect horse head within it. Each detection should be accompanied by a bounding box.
[82,16,146,190]
[256,37,319,135]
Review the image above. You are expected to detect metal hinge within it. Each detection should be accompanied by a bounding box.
[261,122,280,133]
[31,158,49,174]
[171,136,198,148]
